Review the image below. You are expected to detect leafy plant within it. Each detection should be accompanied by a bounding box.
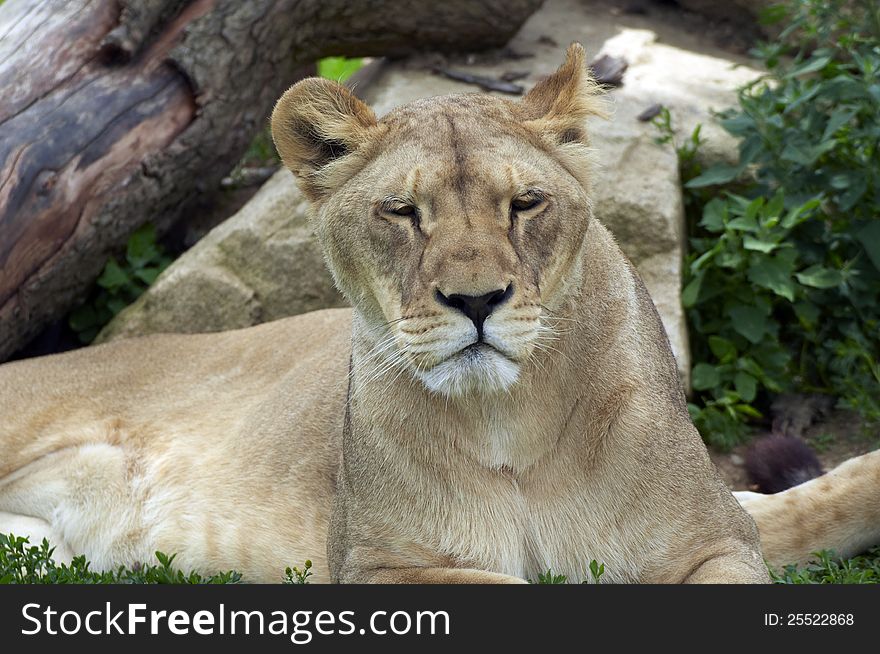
[317,56,363,82]
[770,548,880,584]
[588,559,606,583]
[533,569,568,584]
[669,0,880,448]
[284,560,314,584]
[0,534,240,584]
[531,560,607,584]
[68,224,172,343]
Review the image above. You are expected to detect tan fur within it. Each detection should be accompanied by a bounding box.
[734,450,880,571]
[1,45,866,584]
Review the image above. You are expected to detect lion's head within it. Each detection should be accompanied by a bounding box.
[271,44,605,397]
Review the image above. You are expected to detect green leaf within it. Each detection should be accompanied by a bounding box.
[748,257,797,301]
[795,264,843,289]
[856,222,880,272]
[692,363,721,391]
[68,305,98,332]
[764,191,785,224]
[781,198,820,228]
[76,328,99,344]
[684,164,742,188]
[744,196,764,224]
[780,138,836,166]
[727,215,759,232]
[720,112,756,137]
[699,198,727,233]
[837,175,867,211]
[708,336,737,363]
[317,57,363,82]
[794,300,820,328]
[96,259,129,290]
[734,372,758,403]
[738,134,763,167]
[134,267,161,285]
[737,356,764,379]
[822,107,857,141]
[743,235,778,253]
[107,297,128,315]
[757,4,787,25]
[681,275,702,308]
[126,224,160,269]
[784,55,832,78]
[734,404,763,419]
[727,305,767,344]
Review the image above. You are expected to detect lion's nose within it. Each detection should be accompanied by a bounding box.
[435,284,513,339]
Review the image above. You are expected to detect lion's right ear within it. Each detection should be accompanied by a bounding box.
[271,77,378,201]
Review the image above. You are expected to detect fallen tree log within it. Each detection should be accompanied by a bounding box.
[0,0,544,361]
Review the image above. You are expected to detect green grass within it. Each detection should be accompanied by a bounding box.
[0,534,241,584]
[770,548,880,584]
[0,533,312,584]
[6,534,875,584]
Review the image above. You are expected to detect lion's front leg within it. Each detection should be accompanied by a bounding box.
[362,567,527,584]
[681,550,770,584]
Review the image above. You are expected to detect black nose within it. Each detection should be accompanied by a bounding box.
[435,285,513,339]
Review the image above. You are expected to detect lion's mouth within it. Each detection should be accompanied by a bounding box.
[414,341,521,397]
[459,341,511,362]
[461,342,487,357]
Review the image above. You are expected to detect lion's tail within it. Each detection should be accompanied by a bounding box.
[734,443,880,571]
[744,434,824,494]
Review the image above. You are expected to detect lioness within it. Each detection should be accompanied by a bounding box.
[2,45,866,583]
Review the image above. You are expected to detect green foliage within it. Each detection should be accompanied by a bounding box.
[242,127,279,166]
[770,548,880,584]
[588,559,606,583]
[284,560,313,584]
[0,534,240,584]
[6,534,878,585]
[534,569,568,584]
[68,224,172,343]
[531,560,606,584]
[809,431,836,453]
[671,0,880,448]
[317,57,363,82]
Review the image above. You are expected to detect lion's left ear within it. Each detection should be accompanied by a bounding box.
[521,43,607,145]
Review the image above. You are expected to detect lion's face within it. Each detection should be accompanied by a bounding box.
[272,45,604,397]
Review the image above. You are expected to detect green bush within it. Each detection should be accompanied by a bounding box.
[531,560,606,584]
[675,0,880,448]
[0,533,320,584]
[0,534,240,584]
[771,548,880,584]
[67,224,172,344]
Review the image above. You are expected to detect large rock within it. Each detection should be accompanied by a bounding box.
[97,172,345,343]
[675,0,768,27]
[100,0,763,390]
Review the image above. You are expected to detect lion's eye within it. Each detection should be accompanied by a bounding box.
[511,193,546,213]
[388,205,416,217]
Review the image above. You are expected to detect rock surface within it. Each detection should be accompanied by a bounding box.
[97,172,345,342]
[100,0,763,390]
[675,0,768,27]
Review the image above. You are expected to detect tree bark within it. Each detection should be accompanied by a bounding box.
[0,0,544,361]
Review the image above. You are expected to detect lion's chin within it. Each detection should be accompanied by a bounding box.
[414,344,520,398]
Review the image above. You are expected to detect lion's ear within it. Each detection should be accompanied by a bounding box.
[271,77,377,200]
[521,43,606,145]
